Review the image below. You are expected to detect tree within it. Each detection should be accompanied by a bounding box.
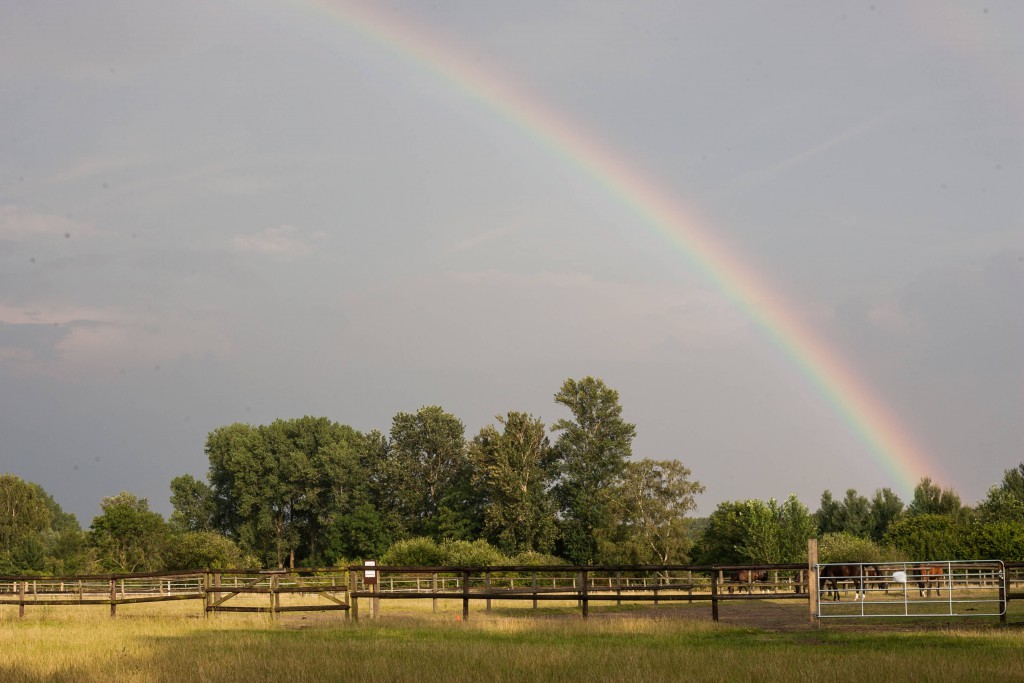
[867,488,904,541]
[163,531,253,570]
[169,474,216,532]
[814,490,842,536]
[89,492,169,572]
[469,412,559,555]
[907,477,964,518]
[0,474,53,572]
[693,495,815,565]
[883,514,966,561]
[608,459,704,565]
[552,377,636,564]
[692,501,749,565]
[378,406,475,540]
[203,417,372,568]
[976,463,1024,523]
[836,489,871,538]
[738,496,815,564]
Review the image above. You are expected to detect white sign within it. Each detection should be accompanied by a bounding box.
[364,560,377,580]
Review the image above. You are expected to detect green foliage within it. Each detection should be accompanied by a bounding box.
[380,537,446,566]
[605,459,703,565]
[552,377,636,564]
[204,417,376,568]
[976,463,1024,523]
[168,474,216,533]
[961,520,1024,561]
[163,531,253,570]
[440,539,510,566]
[883,514,968,560]
[737,495,815,564]
[89,492,169,572]
[509,550,567,566]
[378,406,477,541]
[817,532,902,563]
[867,488,904,541]
[469,412,559,555]
[694,495,814,565]
[907,477,965,518]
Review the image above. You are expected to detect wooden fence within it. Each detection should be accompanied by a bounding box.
[2,561,1021,624]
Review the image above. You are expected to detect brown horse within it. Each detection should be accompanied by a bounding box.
[726,569,770,594]
[819,564,865,601]
[914,564,944,597]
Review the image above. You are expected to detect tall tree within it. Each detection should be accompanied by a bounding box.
[469,412,559,555]
[552,377,636,564]
[814,490,842,535]
[0,474,53,572]
[203,417,371,568]
[379,406,475,540]
[609,459,704,565]
[169,474,216,532]
[738,495,816,564]
[976,463,1024,523]
[89,492,168,573]
[867,487,904,541]
[836,489,872,538]
[908,477,964,518]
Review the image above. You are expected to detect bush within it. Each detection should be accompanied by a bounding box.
[380,537,445,566]
[509,550,567,566]
[818,532,903,563]
[440,539,509,566]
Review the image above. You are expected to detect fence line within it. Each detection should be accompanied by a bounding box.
[2,561,1021,624]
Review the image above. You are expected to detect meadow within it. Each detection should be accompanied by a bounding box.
[2,598,1023,683]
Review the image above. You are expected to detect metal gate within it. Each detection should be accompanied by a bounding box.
[816,560,1005,619]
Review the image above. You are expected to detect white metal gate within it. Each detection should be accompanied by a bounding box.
[815,560,1005,619]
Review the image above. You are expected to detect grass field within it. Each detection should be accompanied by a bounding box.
[2,598,1023,682]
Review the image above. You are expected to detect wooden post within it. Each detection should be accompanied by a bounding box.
[350,570,359,621]
[616,571,622,607]
[203,572,211,617]
[808,538,819,627]
[109,578,117,618]
[687,570,693,603]
[270,574,278,618]
[532,572,538,610]
[710,571,719,622]
[432,573,438,614]
[462,570,470,622]
[581,569,589,619]
[485,571,492,612]
[18,581,26,619]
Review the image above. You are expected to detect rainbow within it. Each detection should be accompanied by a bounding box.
[293,0,939,493]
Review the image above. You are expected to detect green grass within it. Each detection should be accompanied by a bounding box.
[2,601,1023,682]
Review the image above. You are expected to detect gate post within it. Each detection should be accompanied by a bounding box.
[999,564,1007,625]
[710,570,719,622]
[808,539,819,627]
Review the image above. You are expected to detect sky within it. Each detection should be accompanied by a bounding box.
[1,0,1021,524]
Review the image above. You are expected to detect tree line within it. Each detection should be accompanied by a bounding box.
[2,375,1022,574]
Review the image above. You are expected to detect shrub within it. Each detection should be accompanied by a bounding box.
[380,537,445,566]
[440,539,509,567]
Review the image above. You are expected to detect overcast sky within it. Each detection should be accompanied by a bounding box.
[1,0,1021,523]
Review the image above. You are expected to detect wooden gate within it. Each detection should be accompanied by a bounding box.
[205,569,350,616]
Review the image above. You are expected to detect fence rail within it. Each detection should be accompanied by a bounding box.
[2,559,1021,624]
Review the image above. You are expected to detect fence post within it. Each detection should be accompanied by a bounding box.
[18,580,26,619]
[486,571,492,612]
[808,538,819,627]
[462,570,470,622]
[109,578,117,619]
[616,570,622,607]
[432,573,438,614]
[711,571,719,622]
[350,569,359,621]
[581,569,589,619]
[270,574,278,618]
[532,572,538,610]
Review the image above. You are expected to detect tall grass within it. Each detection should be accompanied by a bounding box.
[1,601,1022,682]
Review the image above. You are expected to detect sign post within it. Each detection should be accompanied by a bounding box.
[364,560,378,618]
